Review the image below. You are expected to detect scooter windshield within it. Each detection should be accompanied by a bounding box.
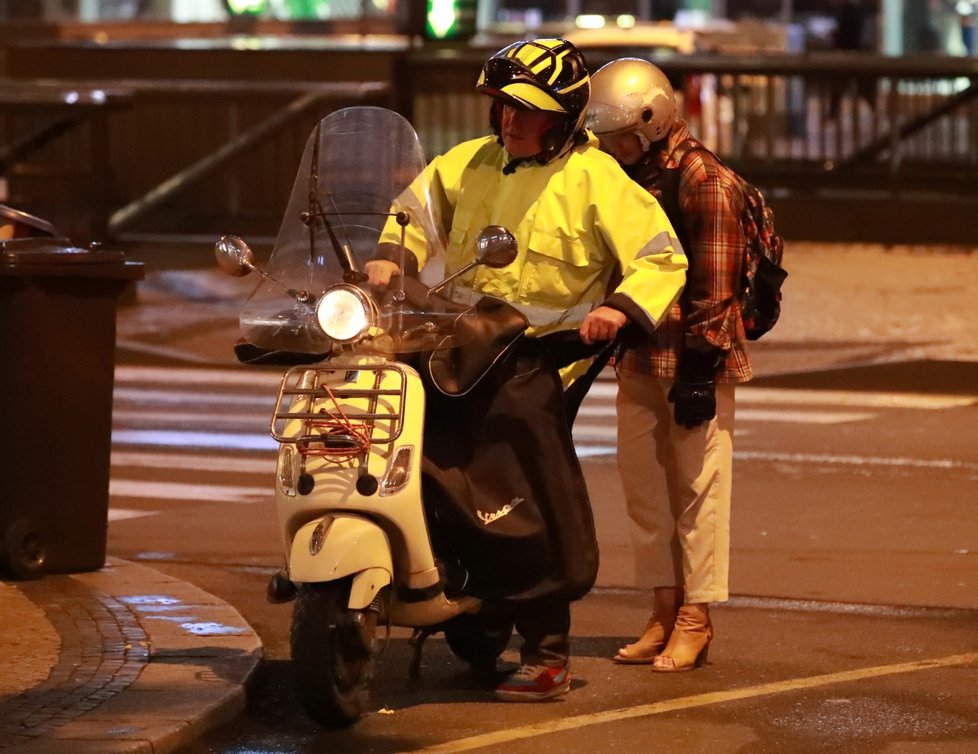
[240,106,452,355]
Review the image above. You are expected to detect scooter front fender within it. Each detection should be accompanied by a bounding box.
[290,515,393,610]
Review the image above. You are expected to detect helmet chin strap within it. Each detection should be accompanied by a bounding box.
[636,131,653,152]
[502,157,527,174]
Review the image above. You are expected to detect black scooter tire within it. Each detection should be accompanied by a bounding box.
[290,580,377,729]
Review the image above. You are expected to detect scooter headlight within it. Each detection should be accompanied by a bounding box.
[315,285,376,344]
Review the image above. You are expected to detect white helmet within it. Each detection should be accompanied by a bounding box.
[586,58,676,147]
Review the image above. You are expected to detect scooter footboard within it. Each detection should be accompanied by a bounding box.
[290,515,393,610]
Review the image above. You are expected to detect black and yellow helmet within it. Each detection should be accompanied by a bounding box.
[477,38,591,164]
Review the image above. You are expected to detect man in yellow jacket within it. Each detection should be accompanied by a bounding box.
[367,38,687,701]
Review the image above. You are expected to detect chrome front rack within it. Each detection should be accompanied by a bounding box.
[271,364,408,457]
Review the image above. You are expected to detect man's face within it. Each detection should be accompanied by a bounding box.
[500,104,561,158]
[598,130,646,167]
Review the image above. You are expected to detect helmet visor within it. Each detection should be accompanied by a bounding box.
[585,101,639,136]
[478,56,566,113]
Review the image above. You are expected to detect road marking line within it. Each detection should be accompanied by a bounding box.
[402,653,978,754]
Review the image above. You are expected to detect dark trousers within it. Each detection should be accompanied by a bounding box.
[512,597,571,667]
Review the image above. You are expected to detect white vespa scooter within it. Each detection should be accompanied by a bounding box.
[217,107,601,729]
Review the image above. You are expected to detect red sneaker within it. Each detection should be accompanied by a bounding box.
[493,664,571,702]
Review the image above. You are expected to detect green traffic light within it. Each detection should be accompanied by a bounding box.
[227,0,267,15]
[426,0,459,39]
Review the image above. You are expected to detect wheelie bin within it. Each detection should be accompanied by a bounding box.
[0,205,143,578]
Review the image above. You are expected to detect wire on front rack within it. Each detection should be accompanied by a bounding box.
[298,380,373,462]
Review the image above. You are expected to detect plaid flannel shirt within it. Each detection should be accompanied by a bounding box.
[618,120,752,384]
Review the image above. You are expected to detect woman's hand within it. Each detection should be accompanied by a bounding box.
[364,259,401,289]
[580,306,627,344]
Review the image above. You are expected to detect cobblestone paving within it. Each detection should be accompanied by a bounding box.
[0,578,148,749]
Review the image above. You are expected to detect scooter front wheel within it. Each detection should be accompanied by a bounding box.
[290,579,377,729]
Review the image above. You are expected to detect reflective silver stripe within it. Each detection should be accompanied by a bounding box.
[449,286,595,327]
[634,230,685,259]
[615,291,658,331]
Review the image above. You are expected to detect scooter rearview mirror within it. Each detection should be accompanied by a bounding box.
[474,225,518,269]
[215,234,255,277]
[215,234,313,303]
[426,226,519,301]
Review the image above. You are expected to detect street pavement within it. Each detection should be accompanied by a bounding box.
[1,241,977,753]
[0,559,260,753]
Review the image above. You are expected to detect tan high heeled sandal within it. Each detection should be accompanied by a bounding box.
[614,587,682,665]
[651,603,713,672]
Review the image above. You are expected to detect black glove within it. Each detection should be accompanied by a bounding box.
[668,347,725,429]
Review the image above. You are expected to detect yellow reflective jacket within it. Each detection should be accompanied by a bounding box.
[381,135,686,337]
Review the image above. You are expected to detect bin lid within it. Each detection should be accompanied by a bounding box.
[0,205,59,238]
[0,239,144,279]
[2,239,116,262]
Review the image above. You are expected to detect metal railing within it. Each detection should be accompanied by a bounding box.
[405,49,978,191]
[0,78,390,244]
[0,48,976,245]
[404,49,978,243]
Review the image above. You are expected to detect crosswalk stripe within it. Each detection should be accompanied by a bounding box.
[107,445,977,474]
[574,426,616,440]
[108,508,159,522]
[585,380,976,410]
[114,386,274,406]
[573,448,978,469]
[578,404,876,424]
[576,445,616,458]
[739,387,977,409]
[116,365,283,388]
[738,408,874,424]
[736,450,978,472]
[586,381,617,398]
[110,479,268,503]
[108,371,974,482]
[103,369,976,526]
[576,404,616,417]
[112,429,277,452]
[111,450,275,473]
[114,406,877,428]
[113,409,268,427]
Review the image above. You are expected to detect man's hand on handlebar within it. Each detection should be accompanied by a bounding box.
[580,306,627,345]
[364,259,401,289]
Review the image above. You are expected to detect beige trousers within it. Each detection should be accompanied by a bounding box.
[615,370,734,603]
